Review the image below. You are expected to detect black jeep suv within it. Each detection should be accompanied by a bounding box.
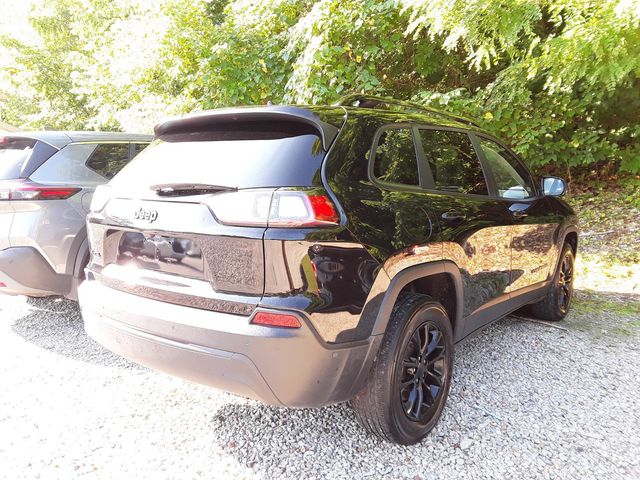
[79,96,578,444]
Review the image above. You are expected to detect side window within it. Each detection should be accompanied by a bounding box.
[131,143,149,158]
[30,143,103,184]
[479,138,534,199]
[372,128,419,186]
[419,129,488,195]
[86,143,131,180]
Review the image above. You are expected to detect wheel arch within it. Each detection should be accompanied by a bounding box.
[74,238,90,280]
[371,261,464,341]
[63,234,90,300]
[550,225,578,278]
[564,227,579,255]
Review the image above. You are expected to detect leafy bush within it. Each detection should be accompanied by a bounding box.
[1,0,638,174]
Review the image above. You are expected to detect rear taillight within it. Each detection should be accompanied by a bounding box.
[205,189,340,227]
[0,181,81,201]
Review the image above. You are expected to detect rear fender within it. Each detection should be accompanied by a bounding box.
[371,261,464,340]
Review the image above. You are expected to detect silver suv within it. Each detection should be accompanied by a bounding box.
[0,132,151,299]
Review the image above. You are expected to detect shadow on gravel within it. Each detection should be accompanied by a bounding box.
[574,288,640,303]
[208,402,372,471]
[565,289,640,337]
[201,309,640,477]
[11,296,138,368]
[201,325,512,474]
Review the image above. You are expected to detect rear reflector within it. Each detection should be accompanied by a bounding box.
[0,181,81,201]
[0,282,6,287]
[251,312,302,328]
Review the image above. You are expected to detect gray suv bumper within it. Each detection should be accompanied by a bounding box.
[79,280,381,407]
[0,247,71,297]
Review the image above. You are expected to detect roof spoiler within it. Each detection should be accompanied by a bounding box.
[154,106,341,151]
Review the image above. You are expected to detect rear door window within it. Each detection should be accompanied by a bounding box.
[372,127,419,186]
[418,129,488,195]
[110,122,326,189]
[0,138,36,180]
[86,143,131,180]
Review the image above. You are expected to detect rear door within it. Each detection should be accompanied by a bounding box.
[415,127,515,336]
[368,124,438,273]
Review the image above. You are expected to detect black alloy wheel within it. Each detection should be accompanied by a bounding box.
[351,293,453,445]
[399,321,447,424]
[557,252,573,314]
[528,242,575,322]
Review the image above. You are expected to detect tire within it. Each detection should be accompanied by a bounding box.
[351,293,454,445]
[528,243,575,322]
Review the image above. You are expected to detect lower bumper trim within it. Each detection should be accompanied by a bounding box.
[0,247,70,297]
[79,280,382,407]
[85,312,282,405]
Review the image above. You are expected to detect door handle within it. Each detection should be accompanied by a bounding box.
[511,209,528,219]
[441,211,466,222]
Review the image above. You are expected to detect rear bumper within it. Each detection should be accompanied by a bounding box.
[0,247,71,297]
[79,280,381,407]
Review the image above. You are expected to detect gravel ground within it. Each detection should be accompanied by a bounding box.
[1,293,639,480]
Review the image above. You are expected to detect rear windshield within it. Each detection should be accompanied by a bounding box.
[0,138,36,180]
[110,123,326,189]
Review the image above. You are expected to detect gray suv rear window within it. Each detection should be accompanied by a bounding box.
[111,124,326,189]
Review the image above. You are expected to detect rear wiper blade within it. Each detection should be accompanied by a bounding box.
[151,183,237,197]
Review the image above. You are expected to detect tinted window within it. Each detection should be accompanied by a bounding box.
[30,143,103,184]
[111,124,326,189]
[0,138,36,180]
[479,138,534,199]
[419,129,487,195]
[86,143,131,180]
[373,128,419,186]
[131,143,148,157]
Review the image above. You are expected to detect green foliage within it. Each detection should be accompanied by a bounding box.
[0,0,638,174]
[0,0,170,131]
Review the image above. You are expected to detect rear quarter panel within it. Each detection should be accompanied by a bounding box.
[9,198,86,273]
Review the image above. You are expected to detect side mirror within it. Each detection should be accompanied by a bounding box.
[542,176,567,196]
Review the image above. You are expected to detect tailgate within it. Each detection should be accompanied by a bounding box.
[85,109,345,314]
[87,198,266,315]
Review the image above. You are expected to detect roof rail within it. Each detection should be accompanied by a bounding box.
[335,94,480,128]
